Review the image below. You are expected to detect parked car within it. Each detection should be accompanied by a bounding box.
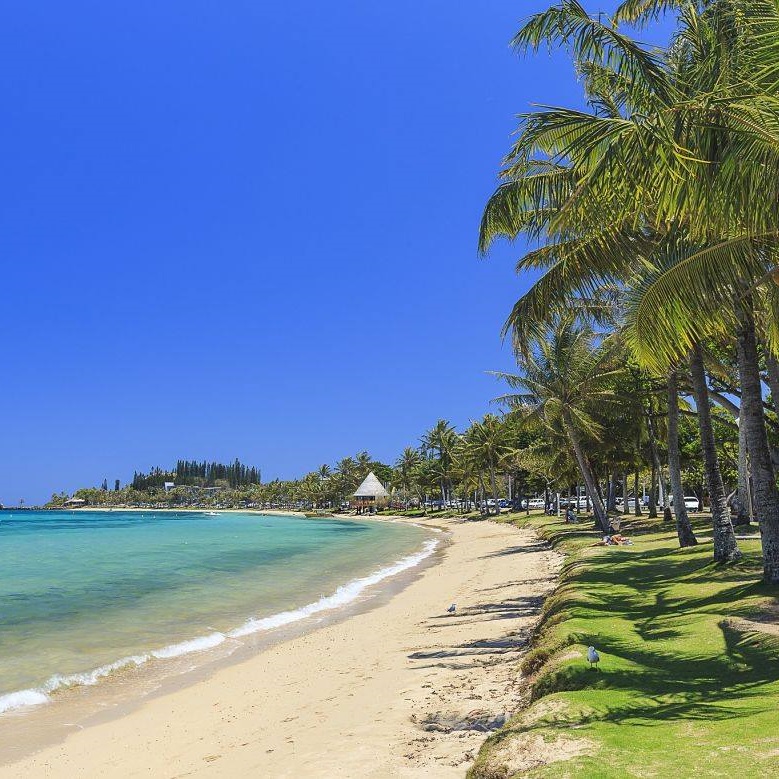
[527,498,545,510]
[670,496,701,511]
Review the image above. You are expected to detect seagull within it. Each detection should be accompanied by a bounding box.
[446,603,457,614]
[587,646,600,671]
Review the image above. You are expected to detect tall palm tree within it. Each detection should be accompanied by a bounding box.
[462,415,516,515]
[667,369,699,547]
[734,294,779,572]
[495,318,622,532]
[688,345,742,561]
[334,457,358,505]
[315,464,332,507]
[421,420,459,503]
[355,451,372,477]
[395,447,422,507]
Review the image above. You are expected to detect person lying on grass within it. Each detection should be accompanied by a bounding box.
[599,534,633,546]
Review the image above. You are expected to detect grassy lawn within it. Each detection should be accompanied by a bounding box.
[469,512,779,778]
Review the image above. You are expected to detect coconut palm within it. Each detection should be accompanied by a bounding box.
[335,457,357,480]
[480,0,779,576]
[395,447,422,508]
[333,457,358,505]
[461,415,516,515]
[355,451,372,478]
[494,318,622,532]
[421,420,460,504]
[667,369,699,547]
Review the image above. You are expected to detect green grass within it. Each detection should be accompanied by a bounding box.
[469,512,779,779]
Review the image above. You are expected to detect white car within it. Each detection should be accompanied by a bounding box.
[670,496,701,511]
[527,498,545,510]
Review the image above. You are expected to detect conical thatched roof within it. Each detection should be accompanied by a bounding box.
[353,471,389,499]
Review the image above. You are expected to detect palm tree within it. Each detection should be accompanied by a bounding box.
[355,451,372,478]
[395,447,422,508]
[462,415,516,515]
[689,345,742,561]
[335,457,357,479]
[334,457,358,506]
[734,294,779,572]
[495,318,622,532]
[421,420,460,504]
[667,369,699,547]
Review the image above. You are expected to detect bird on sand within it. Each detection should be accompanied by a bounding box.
[446,603,457,614]
[587,646,601,670]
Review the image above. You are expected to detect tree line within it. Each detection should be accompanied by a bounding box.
[128,459,261,490]
[174,459,261,488]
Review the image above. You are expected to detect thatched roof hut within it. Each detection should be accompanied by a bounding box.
[353,472,389,511]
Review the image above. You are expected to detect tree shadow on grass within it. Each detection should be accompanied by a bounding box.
[508,539,779,740]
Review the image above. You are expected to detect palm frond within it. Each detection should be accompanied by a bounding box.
[625,234,779,370]
[513,0,673,103]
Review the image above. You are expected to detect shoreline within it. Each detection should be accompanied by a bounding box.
[0,512,439,723]
[0,517,561,778]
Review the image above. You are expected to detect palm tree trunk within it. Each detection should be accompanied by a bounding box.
[634,470,643,516]
[622,472,629,514]
[478,474,489,516]
[689,345,741,563]
[648,461,658,518]
[734,297,779,583]
[564,417,609,532]
[489,463,500,516]
[732,415,752,526]
[766,353,779,417]
[607,473,617,513]
[660,460,672,523]
[646,411,664,518]
[668,370,698,547]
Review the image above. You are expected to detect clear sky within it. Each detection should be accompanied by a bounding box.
[0,1,661,504]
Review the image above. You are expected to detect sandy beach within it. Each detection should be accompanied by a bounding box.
[0,516,560,779]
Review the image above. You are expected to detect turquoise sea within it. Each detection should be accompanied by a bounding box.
[0,510,435,714]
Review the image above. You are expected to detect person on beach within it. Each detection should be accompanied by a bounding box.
[565,506,577,524]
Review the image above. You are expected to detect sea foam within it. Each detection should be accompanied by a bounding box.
[0,689,50,714]
[0,537,439,714]
[229,537,439,637]
[151,632,227,659]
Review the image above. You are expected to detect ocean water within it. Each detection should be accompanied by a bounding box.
[0,510,435,715]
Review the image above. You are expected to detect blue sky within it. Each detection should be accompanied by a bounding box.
[0,2,664,503]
